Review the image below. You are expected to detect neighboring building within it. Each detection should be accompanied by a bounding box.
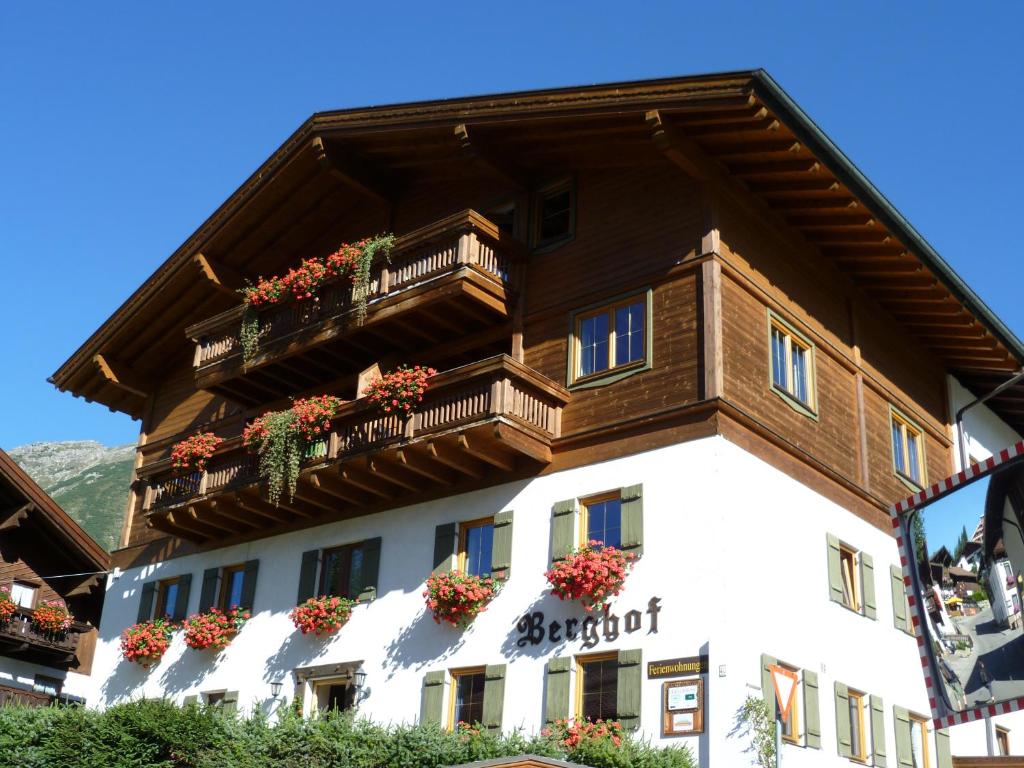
[0,449,108,704]
[49,72,1024,765]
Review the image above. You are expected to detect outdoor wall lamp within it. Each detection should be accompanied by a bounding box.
[353,670,367,690]
[270,681,283,699]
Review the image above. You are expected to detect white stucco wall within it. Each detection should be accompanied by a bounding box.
[89,435,977,766]
[0,655,91,701]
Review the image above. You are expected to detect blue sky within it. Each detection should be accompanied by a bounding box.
[1,3,1022,458]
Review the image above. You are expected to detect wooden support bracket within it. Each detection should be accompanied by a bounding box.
[93,354,151,399]
[193,253,247,297]
[311,136,392,210]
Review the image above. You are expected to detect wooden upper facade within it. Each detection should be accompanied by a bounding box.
[50,71,1024,566]
[0,449,108,674]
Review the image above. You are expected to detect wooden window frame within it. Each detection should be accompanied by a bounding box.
[848,689,868,762]
[911,712,932,767]
[319,542,363,600]
[766,310,818,419]
[457,518,495,577]
[567,289,652,390]
[840,545,861,613]
[217,564,246,611]
[890,406,927,490]
[777,662,801,745]
[574,651,619,722]
[578,491,622,549]
[447,666,487,730]
[153,577,181,620]
[531,176,576,252]
[311,676,356,715]
[9,581,38,609]
[996,725,1011,757]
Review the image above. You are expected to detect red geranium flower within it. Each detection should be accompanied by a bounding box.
[545,541,635,612]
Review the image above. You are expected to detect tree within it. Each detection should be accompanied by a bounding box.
[953,525,969,562]
[912,514,928,564]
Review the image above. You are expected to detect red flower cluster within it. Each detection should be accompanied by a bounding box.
[182,607,250,651]
[32,600,73,633]
[240,238,373,308]
[363,365,437,415]
[542,718,625,749]
[545,541,635,612]
[241,414,270,451]
[423,570,498,628]
[290,595,358,636]
[170,431,223,473]
[0,587,16,623]
[120,618,176,667]
[289,395,346,442]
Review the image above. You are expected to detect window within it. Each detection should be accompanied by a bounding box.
[154,577,181,620]
[775,664,800,744]
[580,493,622,549]
[911,713,932,767]
[532,178,574,250]
[9,582,36,609]
[458,518,495,578]
[449,668,486,728]
[768,314,816,413]
[33,675,62,697]
[571,294,648,385]
[320,543,368,600]
[314,679,356,713]
[848,689,867,761]
[891,408,925,486]
[997,725,1011,757]
[218,565,246,611]
[576,653,619,722]
[840,545,860,612]
[204,691,225,706]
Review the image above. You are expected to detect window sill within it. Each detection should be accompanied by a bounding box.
[531,233,575,255]
[895,472,925,494]
[769,385,818,421]
[569,360,650,391]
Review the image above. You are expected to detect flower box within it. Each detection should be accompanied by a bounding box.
[290,595,358,636]
[121,618,176,668]
[182,607,250,651]
[171,431,223,474]
[423,571,498,628]
[542,718,625,749]
[364,365,437,416]
[32,600,73,634]
[545,541,636,612]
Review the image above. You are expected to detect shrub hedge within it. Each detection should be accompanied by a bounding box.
[0,700,695,768]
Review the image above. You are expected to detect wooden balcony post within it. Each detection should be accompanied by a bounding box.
[378,262,390,296]
[456,232,479,266]
[489,377,506,416]
[328,431,339,460]
[141,483,153,512]
[198,470,209,496]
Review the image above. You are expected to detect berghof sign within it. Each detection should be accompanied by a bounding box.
[515,597,662,650]
[647,655,708,679]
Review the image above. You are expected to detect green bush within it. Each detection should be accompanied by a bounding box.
[0,701,695,768]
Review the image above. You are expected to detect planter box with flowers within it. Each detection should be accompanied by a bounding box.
[363,365,437,417]
[423,571,499,628]
[0,586,16,625]
[290,595,358,636]
[121,618,176,668]
[170,432,223,474]
[542,718,626,750]
[182,607,250,652]
[32,600,73,635]
[545,541,636,612]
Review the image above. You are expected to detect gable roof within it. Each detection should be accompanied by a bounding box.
[0,448,109,570]
[50,70,1024,432]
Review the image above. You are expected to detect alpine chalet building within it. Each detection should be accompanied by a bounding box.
[51,72,1024,765]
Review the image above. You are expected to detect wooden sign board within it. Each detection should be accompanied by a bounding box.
[662,679,704,736]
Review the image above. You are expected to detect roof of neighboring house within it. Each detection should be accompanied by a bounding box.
[50,70,1024,430]
[949,567,979,580]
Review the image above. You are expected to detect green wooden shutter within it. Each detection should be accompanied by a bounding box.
[240,559,259,611]
[172,573,192,622]
[420,671,446,726]
[890,565,909,633]
[482,664,506,732]
[835,682,852,757]
[357,537,382,601]
[862,552,877,619]
[544,657,571,723]
[870,694,887,766]
[432,523,457,575]
[827,533,843,604]
[182,694,198,706]
[804,670,821,749]
[935,727,952,768]
[222,690,239,715]
[620,484,643,557]
[617,649,643,731]
[296,549,320,603]
[199,567,220,611]
[550,499,577,565]
[893,706,912,767]
[491,511,513,579]
[137,581,156,623]
[760,654,777,709]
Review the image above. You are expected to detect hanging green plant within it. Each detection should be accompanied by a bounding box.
[242,395,345,505]
[237,234,395,362]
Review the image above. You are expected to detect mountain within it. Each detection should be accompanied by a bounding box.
[8,441,135,552]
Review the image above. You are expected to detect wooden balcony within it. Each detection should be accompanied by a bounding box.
[187,210,524,404]
[0,607,83,666]
[139,355,569,542]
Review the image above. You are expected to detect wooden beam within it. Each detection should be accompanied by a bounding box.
[93,354,151,399]
[165,510,216,539]
[311,136,392,210]
[427,439,486,478]
[193,253,247,297]
[65,574,102,598]
[392,448,454,485]
[338,465,394,499]
[365,456,423,493]
[234,491,290,523]
[0,503,32,532]
[186,505,237,535]
[453,124,528,191]
[309,472,367,506]
[209,499,259,530]
[458,433,514,472]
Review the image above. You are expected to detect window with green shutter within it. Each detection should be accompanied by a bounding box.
[491,511,513,579]
[297,538,382,603]
[616,649,642,731]
[137,581,156,623]
[760,654,811,746]
[433,522,458,574]
[935,727,952,768]
[804,670,820,749]
[891,564,912,634]
[827,533,873,619]
[420,671,446,725]
[835,682,852,758]
[482,664,506,732]
[870,694,887,766]
[544,656,571,723]
[550,499,577,565]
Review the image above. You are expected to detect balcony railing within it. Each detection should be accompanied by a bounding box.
[140,355,569,541]
[0,607,82,660]
[187,210,523,403]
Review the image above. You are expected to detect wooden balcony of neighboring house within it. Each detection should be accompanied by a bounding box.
[138,355,569,542]
[0,606,85,666]
[0,683,52,707]
[187,210,525,405]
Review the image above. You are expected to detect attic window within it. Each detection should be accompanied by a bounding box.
[532,178,575,251]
